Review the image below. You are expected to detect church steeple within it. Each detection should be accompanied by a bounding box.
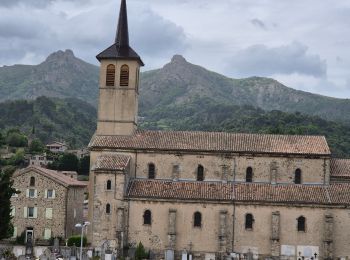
[115,0,129,47]
[96,0,144,66]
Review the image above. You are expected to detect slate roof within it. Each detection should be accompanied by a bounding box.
[90,130,331,156]
[15,166,86,188]
[330,158,350,178]
[96,0,144,65]
[91,154,131,171]
[127,179,350,206]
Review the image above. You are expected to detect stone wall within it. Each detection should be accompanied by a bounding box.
[66,186,86,237]
[11,170,67,241]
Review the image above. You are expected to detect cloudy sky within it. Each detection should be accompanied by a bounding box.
[1,0,350,98]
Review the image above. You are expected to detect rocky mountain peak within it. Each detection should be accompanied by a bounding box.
[44,49,76,64]
[171,54,187,64]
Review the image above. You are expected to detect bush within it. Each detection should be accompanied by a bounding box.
[135,242,149,260]
[67,235,87,247]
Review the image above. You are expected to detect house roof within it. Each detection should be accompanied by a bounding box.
[91,153,131,171]
[127,179,350,206]
[90,130,331,156]
[330,158,350,178]
[96,0,144,65]
[46,141,66,147]
[14,166,86,188]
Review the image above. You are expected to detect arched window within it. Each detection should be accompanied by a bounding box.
[148,163,155,179]
[197,165,204,181]
[194,212,202,227]
[295,169,302,184]
[106,203,111,214]
[297,216,306,232]
[106,64,115,86]
[30,177,35,187]
[120,65,129,87]
[245,214,254,230]
[106,180,112,190]
[143,210,152,225]
[246,167,253,183]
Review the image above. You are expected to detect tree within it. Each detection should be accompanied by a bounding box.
[0,167,17,240]
[78,156,90,176]
[29,139,44,154]
[6,131,28,147]
[58,153,79,171]
[135,242,149,260]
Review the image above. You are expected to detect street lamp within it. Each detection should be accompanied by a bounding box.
[75,221,90,260]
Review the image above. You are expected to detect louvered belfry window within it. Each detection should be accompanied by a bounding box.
[106,64,115,86]
[120,65,129,87]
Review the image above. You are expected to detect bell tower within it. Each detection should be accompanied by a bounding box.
[96,0,144,136]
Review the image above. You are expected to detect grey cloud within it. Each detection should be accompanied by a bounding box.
[130,9,188,57]
[0,0,87,8]
[226,42,327,78]
[250,18,266,30]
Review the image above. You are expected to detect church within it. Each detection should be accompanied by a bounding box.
[88,1,350,259]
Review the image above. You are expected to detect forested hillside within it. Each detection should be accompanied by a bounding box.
[140,97,350,158]
[0,97,96,148]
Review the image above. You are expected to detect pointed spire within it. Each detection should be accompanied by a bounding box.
[96,0,144,66]
[115,0,129,47]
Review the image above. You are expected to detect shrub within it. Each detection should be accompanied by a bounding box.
[16,231,26,245]
[135,242,149,260]
[67,235,87,247]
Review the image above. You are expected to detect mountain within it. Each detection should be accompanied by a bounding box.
[139,55,350,125]
[0,50,99,105]
[0,96,97,148]
[1,51,350,124]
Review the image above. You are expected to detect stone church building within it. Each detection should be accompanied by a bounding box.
[88,1,350,259]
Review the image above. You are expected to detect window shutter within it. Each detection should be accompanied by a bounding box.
[52,190,56,199]
[33,207,38,218]
[44,228,51,240]
[26,189,29,198]
[46,208,53,219]
[24,207,28,218]
[12,227,17,238]
[11,207,16,217]
[44,189,47,198]
[34,189,38,198]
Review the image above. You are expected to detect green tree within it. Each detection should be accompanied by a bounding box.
[29,139,44,154]
[8,150,25,166]
[78,156,90,176]
[6,132,28,147]
[0,167,17,240]
[135,242,149,260]
[58,153,79,171]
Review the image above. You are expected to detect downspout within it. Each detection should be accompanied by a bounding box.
[232,156,237,252]
[64,187,68,238]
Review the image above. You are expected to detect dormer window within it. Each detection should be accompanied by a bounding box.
[106,64,115,86]
[120,65,129,87]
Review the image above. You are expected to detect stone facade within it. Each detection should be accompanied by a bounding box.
[87,1,350,259]
[11,166,86,243]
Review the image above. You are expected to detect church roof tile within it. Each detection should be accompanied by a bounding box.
[127,179,350,206]
[91,153,131,171]
[90,130,330,156]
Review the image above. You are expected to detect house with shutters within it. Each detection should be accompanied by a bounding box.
[10,166,86,244]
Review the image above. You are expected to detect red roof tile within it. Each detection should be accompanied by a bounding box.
[91,154,131,171]
[330,158,350,178]
[15,166,86,187]
[90,130,330,155]
[127,179,233,201]
[127,179,350,206]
